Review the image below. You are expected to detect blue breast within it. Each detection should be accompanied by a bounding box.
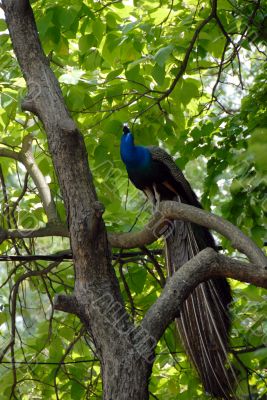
[120,132,151,171]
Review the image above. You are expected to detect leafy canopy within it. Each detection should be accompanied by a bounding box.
[0,0,266,398]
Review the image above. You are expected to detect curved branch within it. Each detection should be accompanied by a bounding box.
[1,201,266,268]
[142,248,267,341]
[111,201,267,267]
[54,294,79,315]
[20,134,58,222]
[4,224,68,241]
[0,135,58,223]
[0,147,21,161]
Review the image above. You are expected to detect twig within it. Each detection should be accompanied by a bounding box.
[140,246,165,287]
[53,328,85,400]
[119,262,136,318]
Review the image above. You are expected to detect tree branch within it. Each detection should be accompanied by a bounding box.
[20,134,58,223]
[1,201,266,267]
[53,294,79,315]
[1,224,68,242]
[158,0,218,102]
[142,248,267,341]
[0,135,58,223]
[0,147,21,161]
[110,201,267,267]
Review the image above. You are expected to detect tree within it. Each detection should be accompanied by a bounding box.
[0,0,266,399]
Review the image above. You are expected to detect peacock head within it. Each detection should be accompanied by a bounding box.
[123,124,130,135]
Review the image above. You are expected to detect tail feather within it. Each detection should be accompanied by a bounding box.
[165,209,235,398]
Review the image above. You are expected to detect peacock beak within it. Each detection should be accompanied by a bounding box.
[122,123,130,135]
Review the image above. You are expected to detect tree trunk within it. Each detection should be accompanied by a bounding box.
[102,356,152,399]
[2,1,154,398]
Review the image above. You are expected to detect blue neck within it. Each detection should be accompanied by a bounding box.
[120,131,151,170]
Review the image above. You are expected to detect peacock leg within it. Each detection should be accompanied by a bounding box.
[153,183,161,211]
[143,188,155,208]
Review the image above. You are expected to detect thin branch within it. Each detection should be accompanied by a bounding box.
[10,171,29,219]
[157,0,218,102]
[20,134,58,223]
[119,262,136,318]
[0,359,98,365]
[0,135,58,223]
[95,0,121,13]
[0,250,163,263]
[210,41,229,105]
[0,164,12,229]
[1,224,68,242]
[53,327,85,400]
[0,148,21,161]
[0,262,59,363]
[140,246,166,287]
[156,0,174,26]
[0,164,20,255]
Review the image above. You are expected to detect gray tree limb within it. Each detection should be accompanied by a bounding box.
[2,201,266,268]
[142,247,267,341]
[0,134,58,223]
[20,134,58,222]
[110,201,267,267]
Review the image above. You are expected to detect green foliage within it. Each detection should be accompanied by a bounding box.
[0,0,266,398]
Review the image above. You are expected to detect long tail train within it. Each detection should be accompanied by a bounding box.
[166,213,236,398]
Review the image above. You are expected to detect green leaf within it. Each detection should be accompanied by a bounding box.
[106,12,119,29]
[79,34,98,54]
[152,63,165,86]
[125,265,147,294]
[248,128,267,171]
[101,33,120,65]
[180,78,199,104]
[0,19,7,32]
[85,48,102,70]
[125,64,146,86]
[122,21,140,34]
[59,69,84,85]
[49,337,64,361]
[45,26,60,45]
[56,36,69,56]
[217,0,233,9]
[71,380,85,399]
[154,45,174,67]
[103,119,122,135]
[92,20,105,41]
[57,7,77,29]
[0,310,7,326]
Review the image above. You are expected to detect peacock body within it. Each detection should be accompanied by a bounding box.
[120,125,235,399]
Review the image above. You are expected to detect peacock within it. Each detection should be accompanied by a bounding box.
[120,124,235,399]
